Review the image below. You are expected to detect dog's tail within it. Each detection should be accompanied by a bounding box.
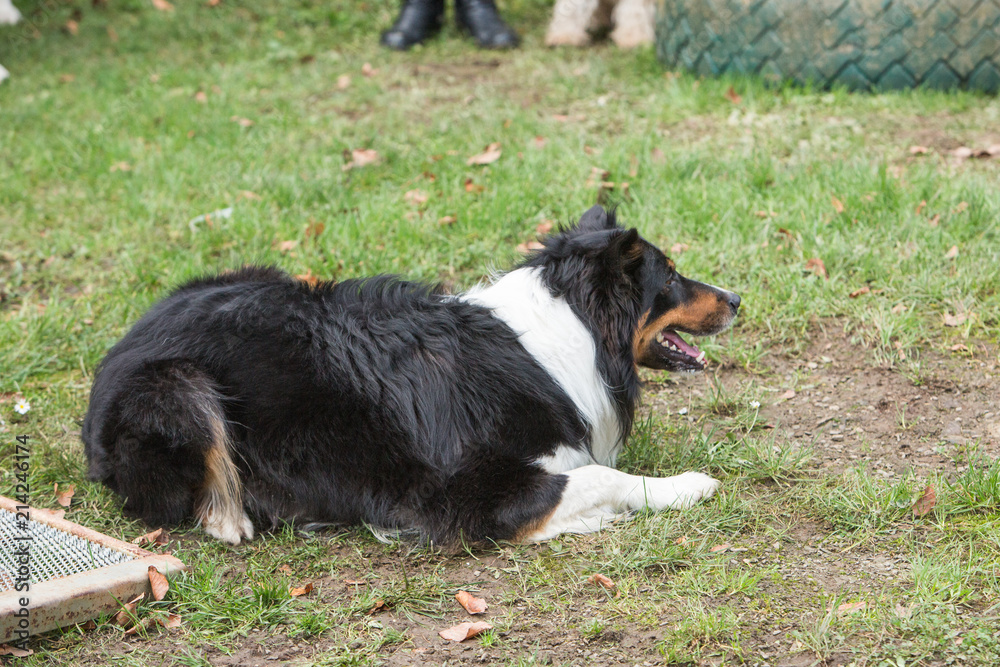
[83,358,253,544]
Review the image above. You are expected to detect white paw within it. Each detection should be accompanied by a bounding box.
[201,509,254,545]
[666,471,721,509]
[610,25,654,49]
[0,1,21,25]
[545,28,591,47]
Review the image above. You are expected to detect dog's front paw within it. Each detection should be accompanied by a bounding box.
[609,24,654,49]
[201,509,255,545]
[665,471,721,510]
[545,28,591,47]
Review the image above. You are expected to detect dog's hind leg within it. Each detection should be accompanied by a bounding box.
[519,465,720,541]
[545,0,599,46]
[609,0,654,48]
[88,360,253,545]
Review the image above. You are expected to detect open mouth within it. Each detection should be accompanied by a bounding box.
[653,329,706,371]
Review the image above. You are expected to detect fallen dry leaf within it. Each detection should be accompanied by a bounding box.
[207,0,221,6]
[404,189,428,206]
[588,573,616,591]
[194,90,207,103]
[912,485,936,517]
[276,240,298,253]
[532,136,547,149]
[305,221,325,239]
[368,599,389,615]
[231,116,253,127]
[891,303,907,314]
[290,583,314,597]
[915,200,927,215]
[670,242,690,255]
[55,483,75,508]
[837,601,867,615]
[336,74,351,90]
[849,285,871,298]
[674,536,688,545]
[361,62,378,77]
[151,0,174,11]
[944,245,959,259]
[438,215,457,226]
[952,146,974,159]
[535,221,553,235]
[148,566,169,601]
[724,85,742,104]
[114,593,144,626]
[439,621,492,642]
[342,148,379,172]
[162,613,182,629]
[132,527,169,547]
[0,644,33,657]
[954,201,969,213]
[831,196,846,214]
[60,73,75,83]
[949,343,969,353]
[943,312,967,327]
[455,590,488,615]
[80,620,97,631]
[467,142,502,166]
[710,544,731,553]
[464,178,485,194]
[515,241,545,254]
[110,161,132,173]
[805,257,828,279]
[651,147,666,163]
[344,578,366,585]
[277,564,293,574]
[909,145,929,155]
[64,19,79,35]
[893,603,913,619]
[239,190,261,200]
[779,390,796,401]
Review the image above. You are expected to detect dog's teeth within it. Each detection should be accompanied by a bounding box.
[696,351,706,363]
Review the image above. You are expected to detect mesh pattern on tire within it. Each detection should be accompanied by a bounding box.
[656,0,1000,92]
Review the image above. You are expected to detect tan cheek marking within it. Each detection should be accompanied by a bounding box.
[514,506,559,543]
[632,311,651,360]
[643,292,726,336]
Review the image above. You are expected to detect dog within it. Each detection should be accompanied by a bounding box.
[0,0,20,85]
[545,0,655,48]
[82,206,740,546]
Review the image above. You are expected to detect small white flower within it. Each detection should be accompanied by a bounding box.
[678,407,689,415]
[13,398,30,415]
[750,400,761,409]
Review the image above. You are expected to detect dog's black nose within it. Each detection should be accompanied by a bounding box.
[727,293,741,312]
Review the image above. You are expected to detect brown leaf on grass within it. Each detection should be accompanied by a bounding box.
[438,215,457,226]
[64,19,79,35]
[305,221,325,239]
[455,590,488,615]
[928,214,940,227]
[80,620,97,631]
[277,564,293,574]
[368,599,389,615]
[162,613,182,629]
[361,62,378,77]
[909,145,929,155]
[651,147,666,163]
[831,196,846,214]
[439,621,492,642]
[893,603,913,619]
[110,161,132,172]
[342,148,379,171]
[535,221,553,235]
[724,85,742,104]
[532,136,547,149]
[588,573,616,591]
[194,90,207,103]
[290,582,314,597]
[949,343,969,353]
[60,73,75,83]
[239,190,261,201]
[954,201,969,213]
[464,178,485,194]
[467,142,502,166]
[295,271,319,287]
[805,258,828,279]
[114,594,144,626]
[837,601,867,615]
[231,116,254,127]
[891,303,907,314]
[674,536,688,545]
[943,312,967,327]
[710,543,731,553]
[151,0,174,11]
[55,483,75,508]
[276,240,298,253]
[132,527,169,547]
[670,243,689,255]
[915,200,927,215]
[944,245,959,259]
[952,146,974,160]
[207,0,222,6]
[585,166,610,187]
[515,241,545,254]
[0,644,33,657]
[336,74,351,90]
[148,566,169,601]
[779,389,796,401]
[344,578,366,585]
[404,189,428,206]
[849,285,870,298]
[912,485,936,517]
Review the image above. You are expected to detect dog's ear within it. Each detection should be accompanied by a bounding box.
[575,205,614,232]
[604,228,643,275]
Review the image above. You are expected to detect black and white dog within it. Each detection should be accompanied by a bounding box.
[83,206,740,545]
[0,0,21,85]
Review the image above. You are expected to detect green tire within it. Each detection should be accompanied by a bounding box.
[656,0,1000,92]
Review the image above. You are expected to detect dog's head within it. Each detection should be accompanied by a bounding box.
[524,205,740,373]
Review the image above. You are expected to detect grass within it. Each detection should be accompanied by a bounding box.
[2,0,1000,664]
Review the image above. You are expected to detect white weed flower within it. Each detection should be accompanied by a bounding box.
[750,400,761,409]
[13,398,30,415]
[678,407,689,415]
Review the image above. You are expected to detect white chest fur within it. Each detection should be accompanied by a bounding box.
[462,268,622,472]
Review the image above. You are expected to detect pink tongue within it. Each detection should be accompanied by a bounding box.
[663,330,701,358]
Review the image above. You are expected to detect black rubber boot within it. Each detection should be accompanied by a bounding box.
[454,0,520,49]
[380,0,445,51]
